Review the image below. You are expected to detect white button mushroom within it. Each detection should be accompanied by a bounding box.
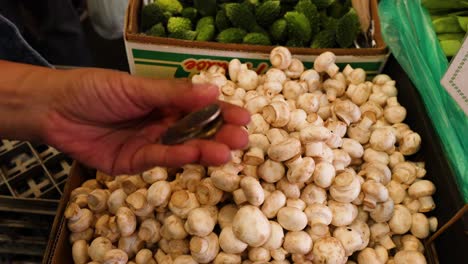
[160,214,188,240]
[270,46,292,70]
[370,199,395,223]
[102,249,129,264]
[312,237,347,264]
[346,83,372,106]
[261,190,287,218]
[213,252,242,264]
[408,180,436,213]
[328,200,358,227]
[333,226,365,256]
[314,51,339,77]
[258,159,286,183]
[232,205,271,247]
[88,237,113,262]
[332,99,362,125]
[262,221,285,250]
[233,176,265,206]
[210,163,243,192]
[65,203,93,233]
[219,226,248,254]
[138,218,161,244]
[263,100,291,128]
[283,231,313,255]
[248,247,271,262]
[190,233,220,263]
[72,240,89,264]
[301,184,327,205]
[312,161,336,188]
[370,223,396,250]
[218,204,238,230]
[185,207,217,237]
[330,169,362,203]
[195,178,223,206]
[285,58,305,79]
[277,206,308,231]
[300,69,321,92]
[389,205,412,234]
[285,155,315,183]
[342,65,366,85]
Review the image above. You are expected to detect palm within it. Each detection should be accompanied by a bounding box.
[42,69,249,175]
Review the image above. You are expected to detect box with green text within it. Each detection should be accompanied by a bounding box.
[124,0,390,79]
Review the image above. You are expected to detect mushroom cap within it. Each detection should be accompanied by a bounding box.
[270,46,292,70]
[408,180,436,198]
[394,251,427,264]
[300,126,332,143]
[267,137,302,162]
[314,51,338,77]
[263,221,285,250]
[333,226,365,256]
[214,252,241,264]
[72,240,89,264]
[102,249,128,264]
[263,100,291,128]
[410,213,430,239]
[370,199,395,223]
[329,200,358,227]
[185,207,216,237]
[285,58,305,79]
[312,237,347,264]
[349,220,370,251]
[283,231,313,255]
[333,99,361,125]
[389,205,412,234]
[232,205,271,247]
[277,207,308,231]
[228,59,241,82]
[286,156,315,183]
[88,237,113,262]
[219,226,248,254]
[357,248,382,264]
[173,255,198,264]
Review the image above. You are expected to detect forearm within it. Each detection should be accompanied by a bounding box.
[0,60,59,141]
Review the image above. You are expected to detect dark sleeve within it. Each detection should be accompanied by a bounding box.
[0,14,51,67]
[0,0,92,66]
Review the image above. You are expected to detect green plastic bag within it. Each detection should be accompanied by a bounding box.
[379,0,468,202]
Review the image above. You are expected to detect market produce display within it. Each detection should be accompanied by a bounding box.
[140,0,368,48]
[422,0,468,57]
[66,47,438,264]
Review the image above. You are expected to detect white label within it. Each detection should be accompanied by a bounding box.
[441,35,468,116]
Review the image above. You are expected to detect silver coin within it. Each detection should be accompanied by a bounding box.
[160,104,223,145]
[198,116,224,139]
[169,104,221,131]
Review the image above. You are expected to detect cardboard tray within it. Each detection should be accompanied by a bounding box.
[124,0,390,79]
[43,56,467,264]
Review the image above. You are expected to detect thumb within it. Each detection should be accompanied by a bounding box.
[127,76,220,111]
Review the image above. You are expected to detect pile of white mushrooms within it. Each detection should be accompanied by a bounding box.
[67,47,438,264]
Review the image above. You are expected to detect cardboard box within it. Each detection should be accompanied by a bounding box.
[124,0,390,79]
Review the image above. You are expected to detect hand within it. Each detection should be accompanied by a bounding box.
[40,68,250,175]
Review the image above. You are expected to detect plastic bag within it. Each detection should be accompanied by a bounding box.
[87,0,129,40]
[379,0,468,202]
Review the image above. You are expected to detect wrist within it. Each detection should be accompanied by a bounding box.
[0,60,59,142]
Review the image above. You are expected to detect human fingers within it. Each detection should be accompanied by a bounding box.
[214,124,249,150]
[184,140,231,166]
[130,144,200,170]
[127,76,220,112]
[218,101,251,126]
